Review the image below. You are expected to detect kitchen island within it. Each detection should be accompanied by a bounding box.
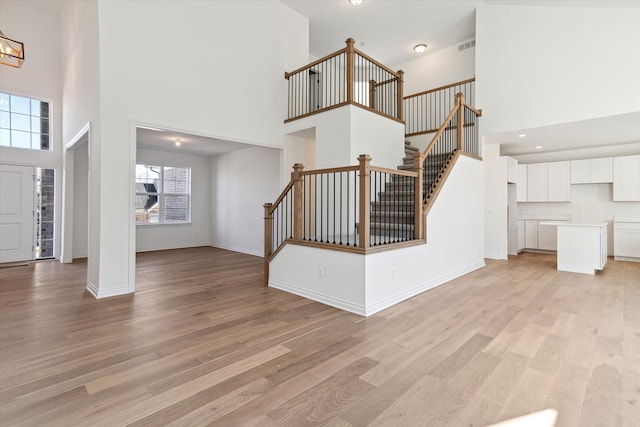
[557,223,608,275]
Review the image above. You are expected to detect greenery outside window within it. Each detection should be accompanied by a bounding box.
[135,164,191,224]
[0,92,50,150]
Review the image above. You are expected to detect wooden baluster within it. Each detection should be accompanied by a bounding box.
[413,152,424,240]
[369,80,377,110]
[397,70,404,121]
[292,163,304,240]
[358,154,371,248]
[263,203,273,285]
[346,38,355,104]
[456,92,464,152]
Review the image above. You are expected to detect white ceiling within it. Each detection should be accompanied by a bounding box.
[280,0,480,67]
[136,127,252,156]
[496,112,640,157]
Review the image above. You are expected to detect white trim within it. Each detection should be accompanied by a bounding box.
[87,281,132,299]
[364,261,486,316]
[269,278,366,316]
[209,243,262,258]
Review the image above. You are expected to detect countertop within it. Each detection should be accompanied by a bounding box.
[554,222,608,228]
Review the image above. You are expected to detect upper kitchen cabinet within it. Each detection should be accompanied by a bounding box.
[517,164,528,202]
[613,155,640,201]
[525,161,571,202]
[571,158,613,184]
[506,157,518,184]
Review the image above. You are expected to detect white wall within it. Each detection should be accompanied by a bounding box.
[270,155,485,316]
[484,143,508,259]
[0,0,64,259]
[394,41,475,96]
[58,0,309,297]
[210,146,282,256]
[518,184,640,256]
[284,105,405,170]
[60,0,103,289]
[135,148,211,252]
[476,4,640,136]
[72,141,89,258]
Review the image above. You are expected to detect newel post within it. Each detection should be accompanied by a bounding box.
[346,38,355,104]
[292,163,304,240]
[358,154,371,249]
[396,70,404,121]
[263,203,273,285]
[413,152,424,240]
[369,80,377,110]
[456,92,464,152]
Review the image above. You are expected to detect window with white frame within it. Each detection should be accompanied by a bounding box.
[0,92,51,150]
[135,164,191,224]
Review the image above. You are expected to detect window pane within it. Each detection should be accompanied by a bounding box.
[11,130,31,148]
[31,116,41,133]
[136,207,159,223]
[163,195,190,222]
[135,165,161,195]
[32,133,41,149]
[40,134,49,150]
[0,111,9,129]
[11,113,30,132]
[0,93,9,111]
[30,99,41,117]
[163,167,190,193]
[0,129,10,146]
[10,95,30,114]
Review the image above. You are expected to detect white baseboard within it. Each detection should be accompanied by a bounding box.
[210,242,262,257]
[269,279,366,316]
[87,281,133,299]
[365,260,486,316]
[614,255,640,263]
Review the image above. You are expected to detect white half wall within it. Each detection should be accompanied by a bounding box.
[476,3,640,135]
[284,105,405,170]
[135,148,211,252]
[270,154,485,316]
[210,146,282,257]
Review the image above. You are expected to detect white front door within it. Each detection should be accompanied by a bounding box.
[0,164,34,263]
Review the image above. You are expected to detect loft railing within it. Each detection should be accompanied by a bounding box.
[404,78,475,137]
[264,155,422,283]
[284,38,404,123]
[419,92,482,208]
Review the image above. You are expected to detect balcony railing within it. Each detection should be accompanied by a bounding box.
[404,78,475,137]
[285,38,404,123]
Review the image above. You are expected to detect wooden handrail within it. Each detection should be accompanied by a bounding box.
[421,96,461,159]
[299,165,359,176]
[463,102,482,117]
[353,48,401,79]
[369,166,418,177]
[268,180,294,215]
[404,77,476,100]
[284,47,347,79]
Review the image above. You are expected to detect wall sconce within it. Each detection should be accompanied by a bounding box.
[0,30,25,68]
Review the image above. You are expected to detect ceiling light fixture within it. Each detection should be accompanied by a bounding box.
[535,146,542,149]
[0,30,24,68]
[349,0,363,5]
[413,44,427,54]
[518,133,527,138]
[175,138,182,147]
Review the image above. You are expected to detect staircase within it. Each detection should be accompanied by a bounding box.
[369,141,457,241]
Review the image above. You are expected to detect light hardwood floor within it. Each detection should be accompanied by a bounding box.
[0,247,638,426]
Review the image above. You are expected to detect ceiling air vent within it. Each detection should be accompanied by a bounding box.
[458,40,476,52]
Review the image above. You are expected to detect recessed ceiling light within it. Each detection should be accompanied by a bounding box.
[518,133,527,138]
[349,0,363,5]
[175,138,182,147]
[413,44,427,54]
[535,146,542,149]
